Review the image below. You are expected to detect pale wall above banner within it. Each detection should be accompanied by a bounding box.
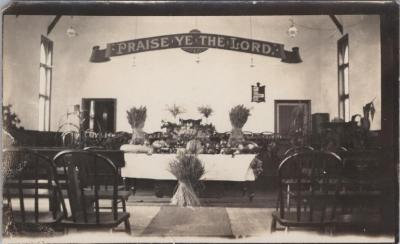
[89,29,302,63]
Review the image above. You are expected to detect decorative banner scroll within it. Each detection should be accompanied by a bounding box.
[90,29,301,63]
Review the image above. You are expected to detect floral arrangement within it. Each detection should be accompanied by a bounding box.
[229,105,251,129]
[198,105,213,119]
[126,106,147,144]
[169,150,205,206]
[166,104,185,119]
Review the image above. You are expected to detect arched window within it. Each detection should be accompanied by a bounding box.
[338,34,349,121]
[38,35,53,131]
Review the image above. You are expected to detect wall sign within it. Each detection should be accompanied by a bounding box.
[90,29,301,63]
[251,82,266,103]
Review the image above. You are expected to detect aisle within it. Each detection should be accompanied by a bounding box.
[3,206,394,243]
[125,205,273,237]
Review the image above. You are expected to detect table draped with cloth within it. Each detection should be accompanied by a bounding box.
[121,153,262,181]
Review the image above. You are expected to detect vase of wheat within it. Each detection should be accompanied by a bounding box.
[169,149,204,207]
[127,106,147,145]
[228,105,250,147]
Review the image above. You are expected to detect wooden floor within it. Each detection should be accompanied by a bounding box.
[3,181,395,242]
[3,205,394,243]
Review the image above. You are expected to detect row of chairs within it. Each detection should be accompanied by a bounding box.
[271,146,383,233]
[2,148,132,234]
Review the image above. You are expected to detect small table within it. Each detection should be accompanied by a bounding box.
[121,153,259,200]
[121,153,257,181]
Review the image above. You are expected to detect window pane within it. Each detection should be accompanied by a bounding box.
[39,67,46,94]
[38,97,45,131]
[46,69,51,95]
[45,99,50,130]
[40,43,46,64]
[47,49,52,66]
[344,68,349,94]
[344,99,350,122]
[344,46,349,64]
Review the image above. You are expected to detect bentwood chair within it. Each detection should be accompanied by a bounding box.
[53,150,131,233]
[2,148,67,233]
[83,147,132,212]
[277,146,315,209]
[283,146,315,158]
[271,151,343,233]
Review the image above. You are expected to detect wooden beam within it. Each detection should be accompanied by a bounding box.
[47,15,61,35]
[329,15,343,35]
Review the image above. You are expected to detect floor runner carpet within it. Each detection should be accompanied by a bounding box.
[141,206,234,237]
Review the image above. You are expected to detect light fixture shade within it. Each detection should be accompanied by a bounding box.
[89,46,110,63]
[66,26,78,37]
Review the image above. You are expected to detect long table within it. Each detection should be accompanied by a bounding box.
[121,153,258,181]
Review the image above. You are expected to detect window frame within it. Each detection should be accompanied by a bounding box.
[337,34,349,122]
[38,35,53,131]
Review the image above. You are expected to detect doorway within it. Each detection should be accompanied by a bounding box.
[81,98,116,133]
[274,100,311,136]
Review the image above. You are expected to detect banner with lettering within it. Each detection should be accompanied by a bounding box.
[90,30,301,63]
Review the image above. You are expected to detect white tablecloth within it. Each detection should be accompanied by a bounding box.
[121,153,256,181]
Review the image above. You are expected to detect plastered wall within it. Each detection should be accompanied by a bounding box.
[3,15,381,133]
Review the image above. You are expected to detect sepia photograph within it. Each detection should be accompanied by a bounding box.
[1,1,399,243]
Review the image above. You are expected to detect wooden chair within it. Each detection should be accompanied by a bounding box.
[83,147,132,211]
[53,150,131,233]
[335,150,383,233]
[271,151,343,233]
[2,148,67,233]
[277,146,315,209]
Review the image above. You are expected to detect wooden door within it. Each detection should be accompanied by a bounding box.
[274,100,311,136]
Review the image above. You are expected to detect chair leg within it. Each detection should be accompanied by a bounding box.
[124,219,131,235]
[286,185,290,213]
[330,225,336,236]
[270,218,277,233]
[122,199,127,212]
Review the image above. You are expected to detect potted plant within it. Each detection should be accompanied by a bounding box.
[127,106,147,145]
[198,105,213,123]
[166,104,185,123]
[228,105,251,146]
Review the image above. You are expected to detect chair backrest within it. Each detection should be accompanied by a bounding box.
[277,151,343,223]
[2,148,67,225]
[53,150,119,223]
[83,147,125,185]
[283,145,314,158]
[338,150,382,192]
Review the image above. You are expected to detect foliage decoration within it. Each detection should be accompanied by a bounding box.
[127,106,147,129]
[126,106,147,144]
[198,105,213,119]
[229,105,251,129]
[166,104,185,119]
[169,150,205,207]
